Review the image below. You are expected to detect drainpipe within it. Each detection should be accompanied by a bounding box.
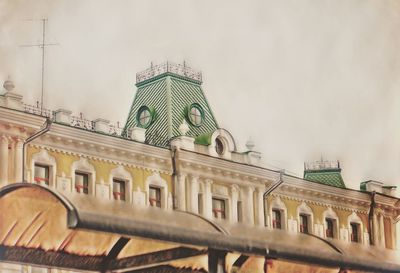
[22,117,52,182]
[171,146,178,209]
[368,191,376,245]
[263,171,284,226]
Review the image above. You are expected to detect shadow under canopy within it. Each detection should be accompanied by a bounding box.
[0,183,399,273]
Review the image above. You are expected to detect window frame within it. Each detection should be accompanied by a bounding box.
[74,171,89,194]
[149,186,162,208]
[112,178,126,201]
[325,218,335,238]
[212,197,227,220]
[272,209,282,229]
[350,222,361,243]
[299,213,310,234]
[187,103,204,127]
[34,164,50,186]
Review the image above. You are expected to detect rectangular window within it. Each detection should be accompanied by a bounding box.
[272,209,282,229]
[350,222,360,242]
[149,186,161,208]
[198,193,203,214]
[300,214,309,234]
[212,198,226,219]
[34,164,49,185]
[326,218,334,238]
[237,201,243,223]
[75,172,89,194]
[113,179,126,201]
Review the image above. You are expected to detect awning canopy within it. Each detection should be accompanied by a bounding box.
[0,183,399,273]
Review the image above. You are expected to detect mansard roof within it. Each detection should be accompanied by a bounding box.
[123,62,219,147]
[303,160,346,188]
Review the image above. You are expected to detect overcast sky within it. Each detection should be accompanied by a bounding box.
[1,0,399,191]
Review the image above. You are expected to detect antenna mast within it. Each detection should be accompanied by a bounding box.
[20,18,58,115]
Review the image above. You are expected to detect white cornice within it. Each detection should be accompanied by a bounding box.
[30,123,173,174]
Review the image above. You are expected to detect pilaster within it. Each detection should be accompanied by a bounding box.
[0,135,9,185]
[14,138,23,182]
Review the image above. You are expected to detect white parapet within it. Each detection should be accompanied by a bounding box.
[93,118,110,133]
[128,127,146,143]
[170,136,195,151]
[54,109,72,124]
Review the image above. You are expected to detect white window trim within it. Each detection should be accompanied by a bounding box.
[348,212,364,243]
[211,194,230,221]
[71,158,95,195]
[269,196,287,230]
[322,207,339,239]
[209,129,236,159]
[110,165,132,202]
[30,150,56,187]
[297,202,314,234]
[144,172,168,209]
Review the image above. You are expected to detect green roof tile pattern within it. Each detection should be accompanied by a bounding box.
[304,169,346,188]
[123,72,218,147]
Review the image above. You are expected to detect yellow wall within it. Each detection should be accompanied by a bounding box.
[27,146,172,193]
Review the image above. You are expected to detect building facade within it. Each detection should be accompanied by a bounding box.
[0,63,399,273]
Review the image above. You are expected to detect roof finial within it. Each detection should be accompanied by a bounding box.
[179,119,189,136]
[3,76,15,92]
[246,136,255,151]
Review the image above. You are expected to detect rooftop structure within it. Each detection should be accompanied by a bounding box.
[304,159,346,188]
[136,62,202,85]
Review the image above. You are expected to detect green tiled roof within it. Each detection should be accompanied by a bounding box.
[304,169,346,188]
[123,72,218,147]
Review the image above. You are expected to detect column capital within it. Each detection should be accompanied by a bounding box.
[189,174,200,181]
[0,134,9,143]
[178,173,187,180]
[231,184,240,193]
[246,184,255,192]
[204,178,213,185]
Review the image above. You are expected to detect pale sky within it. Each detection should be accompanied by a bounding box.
[1,0,399,190]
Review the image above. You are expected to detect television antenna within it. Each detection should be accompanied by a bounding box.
[20,18,59,115]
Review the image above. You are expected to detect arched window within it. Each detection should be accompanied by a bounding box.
[144,173,168,209]
[269,196,287,230]
[297,202,314,234]
[110,166,132,202]
[323,208,339,239]
[347,212,364,243]
[71,158,95,195]
[31,150,57,187]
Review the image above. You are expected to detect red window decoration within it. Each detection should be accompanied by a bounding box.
[149,186,161,208]
[34,164,49,185]
[325,218,334,238]
[113,179,126,201]
[350,222,359,242]
[300,214,309,234]
[75,172,89,194]
[272,209,282,229]
[212,198,226,219]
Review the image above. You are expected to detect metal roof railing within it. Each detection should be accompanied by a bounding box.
[136,62,202,84]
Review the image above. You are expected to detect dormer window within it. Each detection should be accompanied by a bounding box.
[215,137,224,155]
[137,106,153,128]
[188,103,204,126]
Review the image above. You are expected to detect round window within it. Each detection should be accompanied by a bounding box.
[188,103,204,126]
[137,106,153,128]
[215,137,224,155]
